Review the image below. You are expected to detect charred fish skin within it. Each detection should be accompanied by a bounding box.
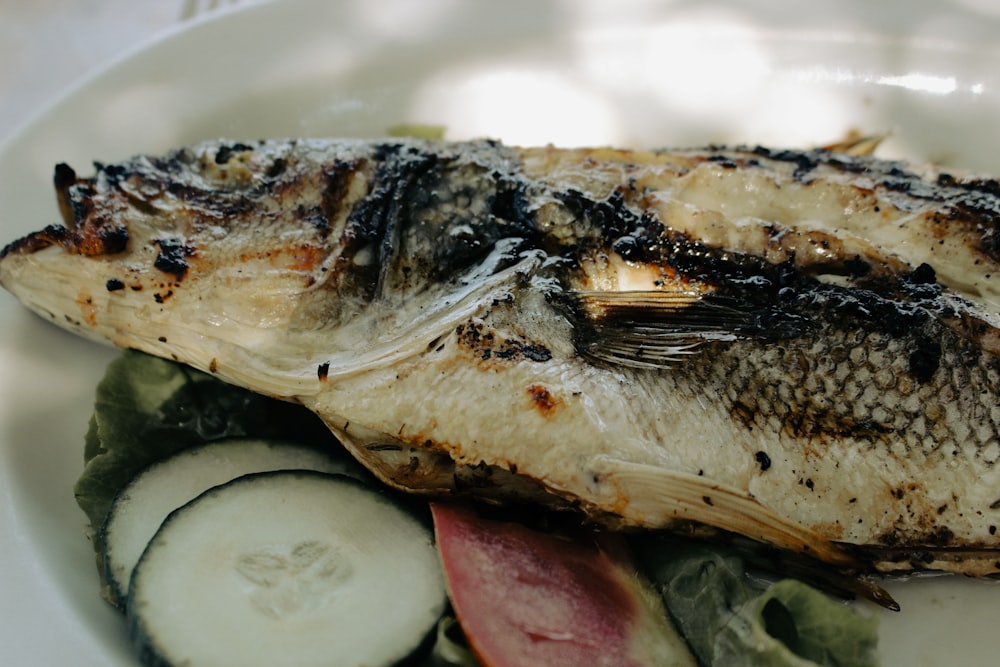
[2,138,1000,576]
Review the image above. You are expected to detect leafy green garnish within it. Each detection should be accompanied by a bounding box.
[386,124,447,141]
[632,536,880,667]
[748,580,880,667]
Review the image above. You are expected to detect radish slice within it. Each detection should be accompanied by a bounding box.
[431,503,697,667]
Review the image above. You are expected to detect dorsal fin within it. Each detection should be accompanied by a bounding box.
[568,290,811,369]
[819,132,887,156]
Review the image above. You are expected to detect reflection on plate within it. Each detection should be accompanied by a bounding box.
[1,0,999,664]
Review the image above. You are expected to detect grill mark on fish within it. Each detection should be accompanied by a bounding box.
[527,384,561,416]
[339,144,438,302]
[152,238,191,280]
[733,146,1000,266]
[4,137,1000,582]
[213,142,255,165]
[16,162,133,258]
[316,160,361,238]
[456,319,553,365]
[0,223,69,259]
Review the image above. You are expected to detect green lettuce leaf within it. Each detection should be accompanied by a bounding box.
[632,536,880,667]
[386,124,447,141]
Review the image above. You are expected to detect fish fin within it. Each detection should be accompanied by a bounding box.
[568,290,808,369]
[589,456,864,571]
[819,132,887,156]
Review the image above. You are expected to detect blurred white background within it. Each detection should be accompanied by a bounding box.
[4,0,1000,163]
[0,0,246,146]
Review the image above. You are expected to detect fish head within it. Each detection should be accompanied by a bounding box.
[1,144,351,387]
[0,139,556,397]
[0,139,602,512]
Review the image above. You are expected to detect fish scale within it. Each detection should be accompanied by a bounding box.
[3,137,1000,582]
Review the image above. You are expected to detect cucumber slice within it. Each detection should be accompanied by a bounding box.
[127,471,446,667]
[102,438,368,607]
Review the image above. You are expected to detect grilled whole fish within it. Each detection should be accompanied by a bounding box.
[3,138,1000,577]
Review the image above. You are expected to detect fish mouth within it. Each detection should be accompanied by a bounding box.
[1,163,131,263]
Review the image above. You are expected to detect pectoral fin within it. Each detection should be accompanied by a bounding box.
[568,290,810,369]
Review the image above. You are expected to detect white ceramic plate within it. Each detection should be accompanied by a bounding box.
[2,0,999,664]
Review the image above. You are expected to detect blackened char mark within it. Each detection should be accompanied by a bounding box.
[22,161,130,258]
[557,180,958,357]
[214,143,255,165]
[456,320,552,363]
[53,163,80,226]
[488,175,534,230]
[153,238,192,280]
[906,262,937,286]
[396,156,535,288]
[751,146,1000,264]
[935,173,1000,263]
[0,217,128,259]
[339,144,440,302]
[339,142,536,303]
[87,221,129,256]
[521,344,553,362]
[53,162,130,256]
[0,224,68,259]
[112,144,263,221]
[315,159,362,238]
[659,224,950,352]
[558,187,665,260]
[164,180,256,219]
[705,154,739,169]
[266,157,288,179]
[750,146,819,182]
[908,335,941,383]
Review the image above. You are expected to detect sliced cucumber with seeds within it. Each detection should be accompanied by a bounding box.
[127,470,446,667]
[102,438,369,607]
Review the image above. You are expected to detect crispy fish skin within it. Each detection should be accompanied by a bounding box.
[3,138,1000,575]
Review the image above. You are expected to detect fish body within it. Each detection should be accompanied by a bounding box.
[3,138,1000,575]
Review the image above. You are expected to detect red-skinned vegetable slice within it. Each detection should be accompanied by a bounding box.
[431,503,697,667]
